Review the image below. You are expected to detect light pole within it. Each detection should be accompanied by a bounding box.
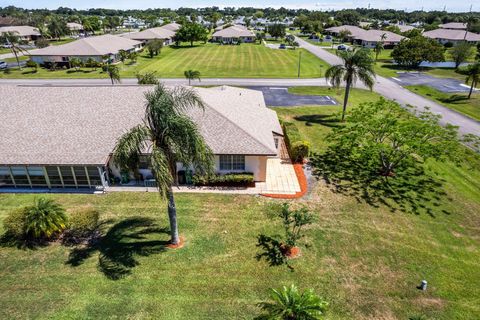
[297,50,302,78]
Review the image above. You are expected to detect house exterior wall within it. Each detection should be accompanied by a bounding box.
[31,55,104,64]
[213,36,255,43]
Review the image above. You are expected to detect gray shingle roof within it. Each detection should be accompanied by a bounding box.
[121,27,175,41]
[0,85,281,166]
[439,22,467,30]
[212,25,255,38]
[161,22,181,31]
[0,25,40,37]
[423,29,480,42]
[325,25,405,42]
[28,34,141,57]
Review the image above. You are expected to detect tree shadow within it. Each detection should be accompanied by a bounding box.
[66,217,169,280]
[310,147,450,217]
[0,233,50,250]
[439,94,469,104]
[255,234,293,271]
[294,114,343,128]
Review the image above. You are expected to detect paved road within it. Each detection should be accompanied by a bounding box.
[393,73,476,93]
[295,36,480,136]
[248,86,336,106]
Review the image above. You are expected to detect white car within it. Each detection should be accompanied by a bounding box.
[0,61,7,70]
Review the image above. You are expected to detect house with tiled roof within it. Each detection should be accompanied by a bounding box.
[0,25,41,42]
[121,26,176,45]
[212,25,255,43]
[423,28,480,45]
[325,25,405,48]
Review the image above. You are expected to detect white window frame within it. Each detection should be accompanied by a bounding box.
[219,155,245,171]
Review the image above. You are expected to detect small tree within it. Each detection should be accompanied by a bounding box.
[118,49,129,63]
[146,40,163,58]
[268,23,286,40]
[184,69,201,85]
[24,198,67,239]
[374,33,386,61]
[457,62,480,99]
[451,42,474,69]
[174,22,209,46]
[278,203,314,248]
[128,51,138,64]
[86,57,98,70]
[106,65,121,85]
[69,57,83,71]
[256,32,266,44]
[26,60,38,72]
[255,285,328,320]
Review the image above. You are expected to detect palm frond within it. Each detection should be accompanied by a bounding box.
[113,125,150,171]
[149,144,174,199]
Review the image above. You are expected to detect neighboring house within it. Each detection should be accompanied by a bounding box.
[212,25,255,44]
[121,27,176,45]
[123,16,146,29]
[0,25,41,42]
[0,85,284,190]
[67,22,84,33]
[0,16,17,27]
[439,22,467,30]
[28,34,142,66]
[394,24,416,33]
[423,29,480,45]
[161,22,181,32]
[325,25,405,48]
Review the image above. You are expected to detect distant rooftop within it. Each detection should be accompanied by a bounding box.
[439,22,467,30]
[0,25,40,37]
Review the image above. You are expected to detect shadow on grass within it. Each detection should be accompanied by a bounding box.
[310,148,450,217]
[294,114,343,128]
[66,217,169,280]
[439,94,470,104]
[66,69,96,74]
[0,233,50,250]
[255,234,293,271]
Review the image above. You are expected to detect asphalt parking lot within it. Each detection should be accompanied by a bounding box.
[392,73,472,93]
[248,86,337,107]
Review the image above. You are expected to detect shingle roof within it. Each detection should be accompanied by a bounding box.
[212,25,255,38]
[28,34,141,57]
[0,85,281,166]
[121,27,175,41]
[325,25,405,42]
[161,22,181,31]
[439,22,467,30]
[67,22,83,31]
[0,25,40,37]
[423,29,480,42]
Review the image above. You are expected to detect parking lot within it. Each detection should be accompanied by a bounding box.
[248,86,337,107]
[393,72,473,93]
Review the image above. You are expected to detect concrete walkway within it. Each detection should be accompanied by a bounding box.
[294,36,480,137]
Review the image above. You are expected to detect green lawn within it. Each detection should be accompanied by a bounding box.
[0,43,329,79]
[406,85,480,121]
[1,87,479,319]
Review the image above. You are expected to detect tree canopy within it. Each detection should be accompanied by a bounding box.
[391,36,445,68]
[174,22,209,46]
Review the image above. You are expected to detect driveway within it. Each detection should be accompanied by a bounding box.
[248,86,336,106]
[393,73,475,93]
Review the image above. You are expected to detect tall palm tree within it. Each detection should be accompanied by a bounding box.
[184,69,201,85]
[464,16,478,41]
[255,285,328,320]
[0,31,28,68]
[325,48,376,121]
[113,84,214,244]
[374,33,387,61]
[457,62,480,99]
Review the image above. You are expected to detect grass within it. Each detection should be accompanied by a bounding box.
[406,85,480,121]
[0,43,329,79]
[0,87,479,319]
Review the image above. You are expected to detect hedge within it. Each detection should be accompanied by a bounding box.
[282,121,310,163]
[192,173,255,187]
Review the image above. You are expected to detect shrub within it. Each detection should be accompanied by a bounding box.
[2,208,27,240]
[63,207,100,244]
[136,71,159,84]
[283,121,309,162]
[24,198,67,239]
[35,38,49,48]
[192,173,254,187]
[26,60,38,71]
[290,140,311,163]
[444,41,454,48]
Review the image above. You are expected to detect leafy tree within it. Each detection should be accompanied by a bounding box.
[35,38,50,48]
[402,28,422,38]
[384,25,401,34]
[457,62,480,99]
[36,25,51,39]
[24,198,68,239]
[255,285,328,320]
[69,57,83,71]
[145,39,163,58]
[118,49,129,63]
[256,32,266,44]
[174,22,208,46]
[285,34,295,46]
[47,17,69,40]
[324,98,460,177]
[335,10,361,26]
[0,31,29,68]
[325,48,376,121]
[136,71,159,84]
[254,11,264,20]
[450,42,474,69]
[128,51,138,63]
[392,36,445,68]
[278,203,314,248]
[209,12,222,29]
[268,23,286,40]
[184,69,201,85]
[85,57,99,70]
[106,65,121,85]
[113,84,214,245]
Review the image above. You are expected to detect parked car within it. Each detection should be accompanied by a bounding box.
[0,61,7,69]
[279,43,286,49]
[337,44,348,51]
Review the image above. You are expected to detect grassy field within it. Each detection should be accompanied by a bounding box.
[406,85,480,121]
[1,87,479,319]
[0,43,328,79]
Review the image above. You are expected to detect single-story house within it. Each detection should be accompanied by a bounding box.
[67,22,84,33]
[423,28,480,45]
[394,24,416,33]
[0,85,284,190]
[0,25,41,42]
[212,25,255,44]
[161,22,181,32]
[324,25,405,48]
[28,34,142,66]
[439,22,467,30]
[121,27,176,45]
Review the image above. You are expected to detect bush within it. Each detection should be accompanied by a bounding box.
[192,173,254,187]
[26,60,38,71]
[2,208,27,240]
[283,121,309,162]
[35,38,49,48]
[63,207,100,244]
[136,71,159,84]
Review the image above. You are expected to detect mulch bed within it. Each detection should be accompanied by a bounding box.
[166,236,185,249]
[261,163,308,199]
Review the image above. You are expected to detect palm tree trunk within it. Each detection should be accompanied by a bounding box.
[166,186,180,245]
[13,48,21,69]
[342,80,351,121]
[468,80,474,99]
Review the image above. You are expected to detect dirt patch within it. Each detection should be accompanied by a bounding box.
[415,296,446,309]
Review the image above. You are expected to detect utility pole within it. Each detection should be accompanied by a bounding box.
[297,50,302,78]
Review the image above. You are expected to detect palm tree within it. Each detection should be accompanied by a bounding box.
[184,69,201,85]
[457,62,480,99]
[464,16,478,41]
[374,33,387,61]
[113,84,214,245]
[0,31,28,68]
[255,285,328,320]
[106,65,121,85]
[325,48,376,121]
[24,197,68,239]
